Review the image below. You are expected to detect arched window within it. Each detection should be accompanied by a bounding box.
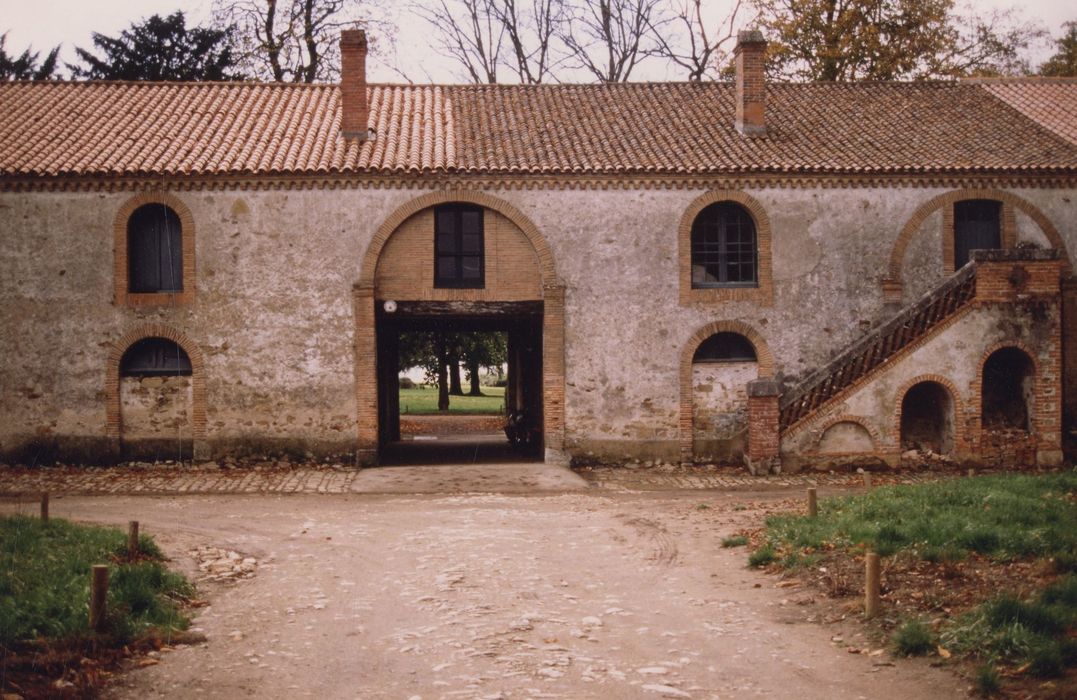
[692,332,757,363]
[128,204,183,293]
[954,199,1001,269]
[120,338,192,377]
[691,202,757,288]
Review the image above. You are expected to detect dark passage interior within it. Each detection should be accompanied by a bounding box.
[900,381,955,454]
[982,347,1034,431]
[376,301,544,465]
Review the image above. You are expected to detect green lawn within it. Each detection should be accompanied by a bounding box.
[753,472,1077,687]
[399,385,505,415]
[0,515,191,645]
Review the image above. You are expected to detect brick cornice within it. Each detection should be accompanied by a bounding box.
[4,172,1077,194]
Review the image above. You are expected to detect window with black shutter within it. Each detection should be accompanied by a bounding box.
[692,333,758,363]
[690,203,758,287]
[128,204,183,293]
[434,204,484,288]
[954,200,1001,269]
[120,338,192,377]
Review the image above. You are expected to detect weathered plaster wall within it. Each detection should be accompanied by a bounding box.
[1,184,1073,464]
[120,376,192,440]
[781,302,1061,470]
[691,361,755,460]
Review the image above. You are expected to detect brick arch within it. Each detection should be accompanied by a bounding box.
[113,191,197,306]
[678,189,774,305]
[679,320,774,461]
[893,373,965,451]
[885,189,1070,289]
[975,341,1039,437]
[105,323,207,441]
[354,191,565,464]
[810,414,882,452]
[358,190,559,287]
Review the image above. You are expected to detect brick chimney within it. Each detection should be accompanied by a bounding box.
[340,29,369,141]
[734,30,767,137]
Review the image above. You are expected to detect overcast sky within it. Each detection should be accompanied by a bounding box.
[1,0,1073,82]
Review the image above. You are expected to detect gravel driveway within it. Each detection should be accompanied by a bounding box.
[2,491,964,699]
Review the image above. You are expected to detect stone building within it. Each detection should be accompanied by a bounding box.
[1,31,1075,471]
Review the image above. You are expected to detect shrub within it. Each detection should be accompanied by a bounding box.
[398,376,415,389]
[892,619,935,657]
[721,535,748,548]
[748,545,778,568]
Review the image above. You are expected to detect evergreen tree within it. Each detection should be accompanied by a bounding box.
[1040,22,1077,77]
[0,33,59,80]
[70,11,244,81]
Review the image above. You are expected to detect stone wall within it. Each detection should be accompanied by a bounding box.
[0,183,1073,464]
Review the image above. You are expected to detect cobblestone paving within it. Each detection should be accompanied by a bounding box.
[0,460,970,497]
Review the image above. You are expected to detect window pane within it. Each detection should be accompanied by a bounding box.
[461,256,482,278]
[129,226,159,292]
[437,231,458,253]
[437,256,457,280]
[460,210,481,235]
[436,210,456,234]
[120,337,192,376]
[160,218,183,292]
[461,233,481,253]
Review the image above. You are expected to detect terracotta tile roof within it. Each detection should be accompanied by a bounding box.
[973,78,1077,147]
[1,80,1075,179]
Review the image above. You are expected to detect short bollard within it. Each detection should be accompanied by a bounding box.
[968,468,976,478]
[863,473,873,489]
[90,565,109,632]
[40,493,49,522]
[865,552,881,619]
[807,488,818,517]
[128,521,140,560]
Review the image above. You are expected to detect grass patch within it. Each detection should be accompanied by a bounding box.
[763,472,1077,561]
[941,574,1077,678]
[974,664,1001,696]
[399,386,505,415]
[0,515,191,646]
[721,535,748,548]
[892,619,936,656]
[748,545,778,568]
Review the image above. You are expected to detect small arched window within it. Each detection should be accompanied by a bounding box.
[691,202,757,288]
[692,332,757,363]
[120,338,192,377]
[128,204,183,293]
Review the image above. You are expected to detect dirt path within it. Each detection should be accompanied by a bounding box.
[3,492,966,699]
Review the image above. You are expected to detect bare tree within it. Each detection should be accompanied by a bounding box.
[494,0,565,83]
[558,0,669,82]
[651,0,743,81]
[414,0,506,83]
[214,0,392,82]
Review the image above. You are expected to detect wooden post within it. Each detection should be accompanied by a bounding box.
[807,488,818,517]
[863,473,873,489]
[127,521,139,560]
[865,552,881,619]
[967,468,976,478]
[40,493,49,522]
[90,565,109,632]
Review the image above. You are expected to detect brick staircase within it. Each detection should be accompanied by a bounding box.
[779,263,978,431]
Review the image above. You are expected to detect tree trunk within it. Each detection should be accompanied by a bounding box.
[437,338,450,411]
[449,356,464,396]
[467,357,483,396]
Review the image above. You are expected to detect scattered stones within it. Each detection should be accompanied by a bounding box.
[189,546,257,583]
[642,683,691,697]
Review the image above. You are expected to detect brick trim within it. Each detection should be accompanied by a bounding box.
[679,320,774,462]
[885,188,1070,295]
[113,192,196,307]
[105,323,207,441]
[893,374,966,453]
[678,189,774,306]
[5,173,1077,194]
[970,342,1046,450]
[807,414,881,452]
[355,191,565,463]
[359,190,559,288]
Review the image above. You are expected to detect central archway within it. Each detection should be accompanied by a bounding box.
[355,191,565,465]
